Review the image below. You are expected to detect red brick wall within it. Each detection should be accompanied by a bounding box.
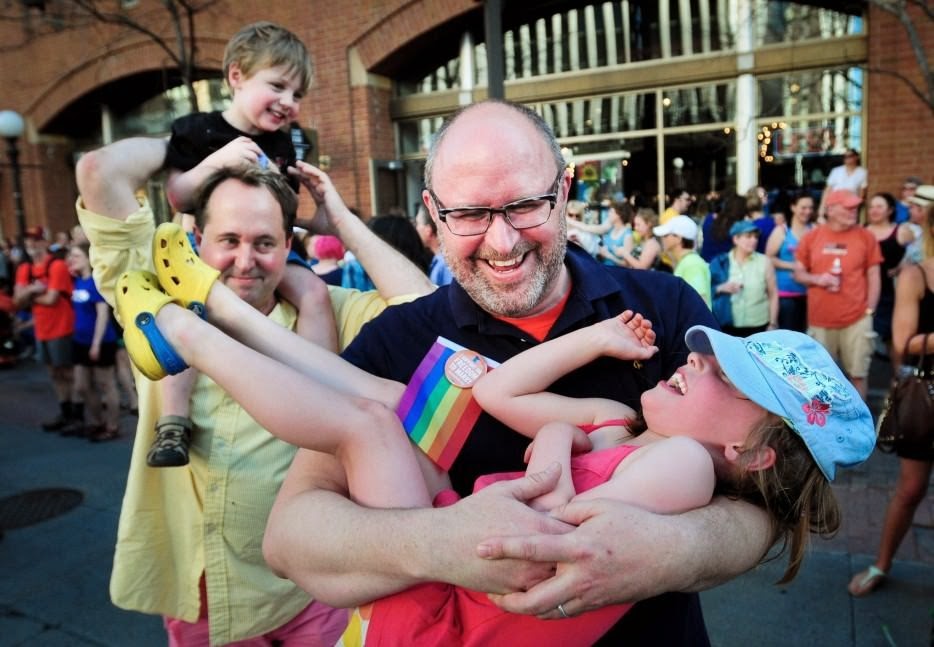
[866,3,934,197]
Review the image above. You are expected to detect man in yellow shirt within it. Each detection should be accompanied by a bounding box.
[74,138,434,645]
[660,187,692,225]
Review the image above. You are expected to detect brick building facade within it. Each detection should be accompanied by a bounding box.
[0,0,930,240]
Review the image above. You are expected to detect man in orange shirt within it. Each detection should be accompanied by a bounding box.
[14,226,76,430]
[793,190,882,399]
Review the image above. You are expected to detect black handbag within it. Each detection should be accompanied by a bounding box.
[877,333,934,454]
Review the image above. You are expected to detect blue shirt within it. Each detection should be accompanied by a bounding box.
[428,252,454,286]
[341,244,716,645]
[71,275,117,345]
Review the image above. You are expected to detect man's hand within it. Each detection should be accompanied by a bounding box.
[430,464,576,594]
[477,498,686,618]
[288,161,349,235]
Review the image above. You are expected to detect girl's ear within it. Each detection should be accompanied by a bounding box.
[725,444,776,472]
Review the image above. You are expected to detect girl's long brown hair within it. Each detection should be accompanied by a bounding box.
[720,414,840,583]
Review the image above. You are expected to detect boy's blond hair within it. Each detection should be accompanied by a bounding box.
[223,21,313,94]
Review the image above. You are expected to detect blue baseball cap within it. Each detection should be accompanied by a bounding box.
[685,326,875,481]
[729,220,759,237]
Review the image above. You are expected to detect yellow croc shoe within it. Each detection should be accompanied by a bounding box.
[152,222,219,318]
[116,271,188,381]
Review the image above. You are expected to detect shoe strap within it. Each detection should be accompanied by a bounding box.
[135,312,188,375]
[188,302,207,319]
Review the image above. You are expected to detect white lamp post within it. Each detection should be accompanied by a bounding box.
[0,110,26,244]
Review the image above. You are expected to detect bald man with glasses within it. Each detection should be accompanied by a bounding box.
[265,100,771,645]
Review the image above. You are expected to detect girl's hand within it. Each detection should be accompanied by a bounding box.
[89,343,100,362]
[598,310,658,361]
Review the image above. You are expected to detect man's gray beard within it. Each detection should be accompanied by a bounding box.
[440,230,567,318]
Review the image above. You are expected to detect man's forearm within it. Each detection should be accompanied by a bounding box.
[264,486,430,607]
[673,496,772,592]
[264,451,569,607]
[334,213,435,299]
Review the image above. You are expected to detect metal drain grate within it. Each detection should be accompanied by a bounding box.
[0,488,83,530]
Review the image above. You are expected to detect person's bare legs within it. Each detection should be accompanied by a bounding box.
[115,346,138,411]
[151,303,428,509]
[873,457,932,572]
[849,457,932,595]
[93,365,121,434]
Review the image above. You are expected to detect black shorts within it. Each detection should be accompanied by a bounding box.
[72,340,117,367]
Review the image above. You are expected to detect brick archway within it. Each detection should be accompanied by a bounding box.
[351,0,475,73]
[28,35,228,131]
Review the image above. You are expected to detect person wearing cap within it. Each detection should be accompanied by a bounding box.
[107,238,875,643]
[901,183,934,268]
[894,176,923,224]
[654,215,711,308]
[794,189,882,399]
[13,225,78,431]
[709,219,778,337]
[819,148,867,218]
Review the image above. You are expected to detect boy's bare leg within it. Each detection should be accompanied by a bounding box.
[149,371,198,467]
[279,265,339,352]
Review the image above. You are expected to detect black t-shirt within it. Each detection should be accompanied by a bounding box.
[342,245,717,646]
[165,111,299,191]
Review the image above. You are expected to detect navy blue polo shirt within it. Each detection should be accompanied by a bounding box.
[342,244,717,646]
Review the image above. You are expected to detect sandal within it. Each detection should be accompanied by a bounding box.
[152,222,219,316]
[147,415,192,467]
[115,271,188,381]
[848,565,886,597]
[88,426,121,443]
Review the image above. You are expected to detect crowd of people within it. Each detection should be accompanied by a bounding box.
[0,18,929,647]
[564,177,930,382]
[2,225,137,441]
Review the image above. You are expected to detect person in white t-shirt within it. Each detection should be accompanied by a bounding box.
[820,148,867,218]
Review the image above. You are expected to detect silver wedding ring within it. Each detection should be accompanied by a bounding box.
[557,603,570,618]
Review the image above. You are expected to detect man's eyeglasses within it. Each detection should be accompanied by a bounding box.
[428,169,564,236]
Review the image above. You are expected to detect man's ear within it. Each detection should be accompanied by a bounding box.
[422,190,439,224]
[192,225,203,248]
[725,444,776,472]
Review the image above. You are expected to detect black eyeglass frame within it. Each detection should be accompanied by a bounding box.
[428,168,565,236]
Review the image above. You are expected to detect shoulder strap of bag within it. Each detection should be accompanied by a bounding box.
[900,264,932,375]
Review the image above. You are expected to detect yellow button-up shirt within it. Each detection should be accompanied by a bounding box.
[77,198,410,645]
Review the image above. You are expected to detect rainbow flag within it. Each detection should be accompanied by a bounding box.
[396,337,497,471]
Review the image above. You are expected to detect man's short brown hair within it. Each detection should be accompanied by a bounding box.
[193,166,297,236]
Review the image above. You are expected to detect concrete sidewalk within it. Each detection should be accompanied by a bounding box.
[1,357,932,646]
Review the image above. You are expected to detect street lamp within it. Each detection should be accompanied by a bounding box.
[0,110,26,245]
